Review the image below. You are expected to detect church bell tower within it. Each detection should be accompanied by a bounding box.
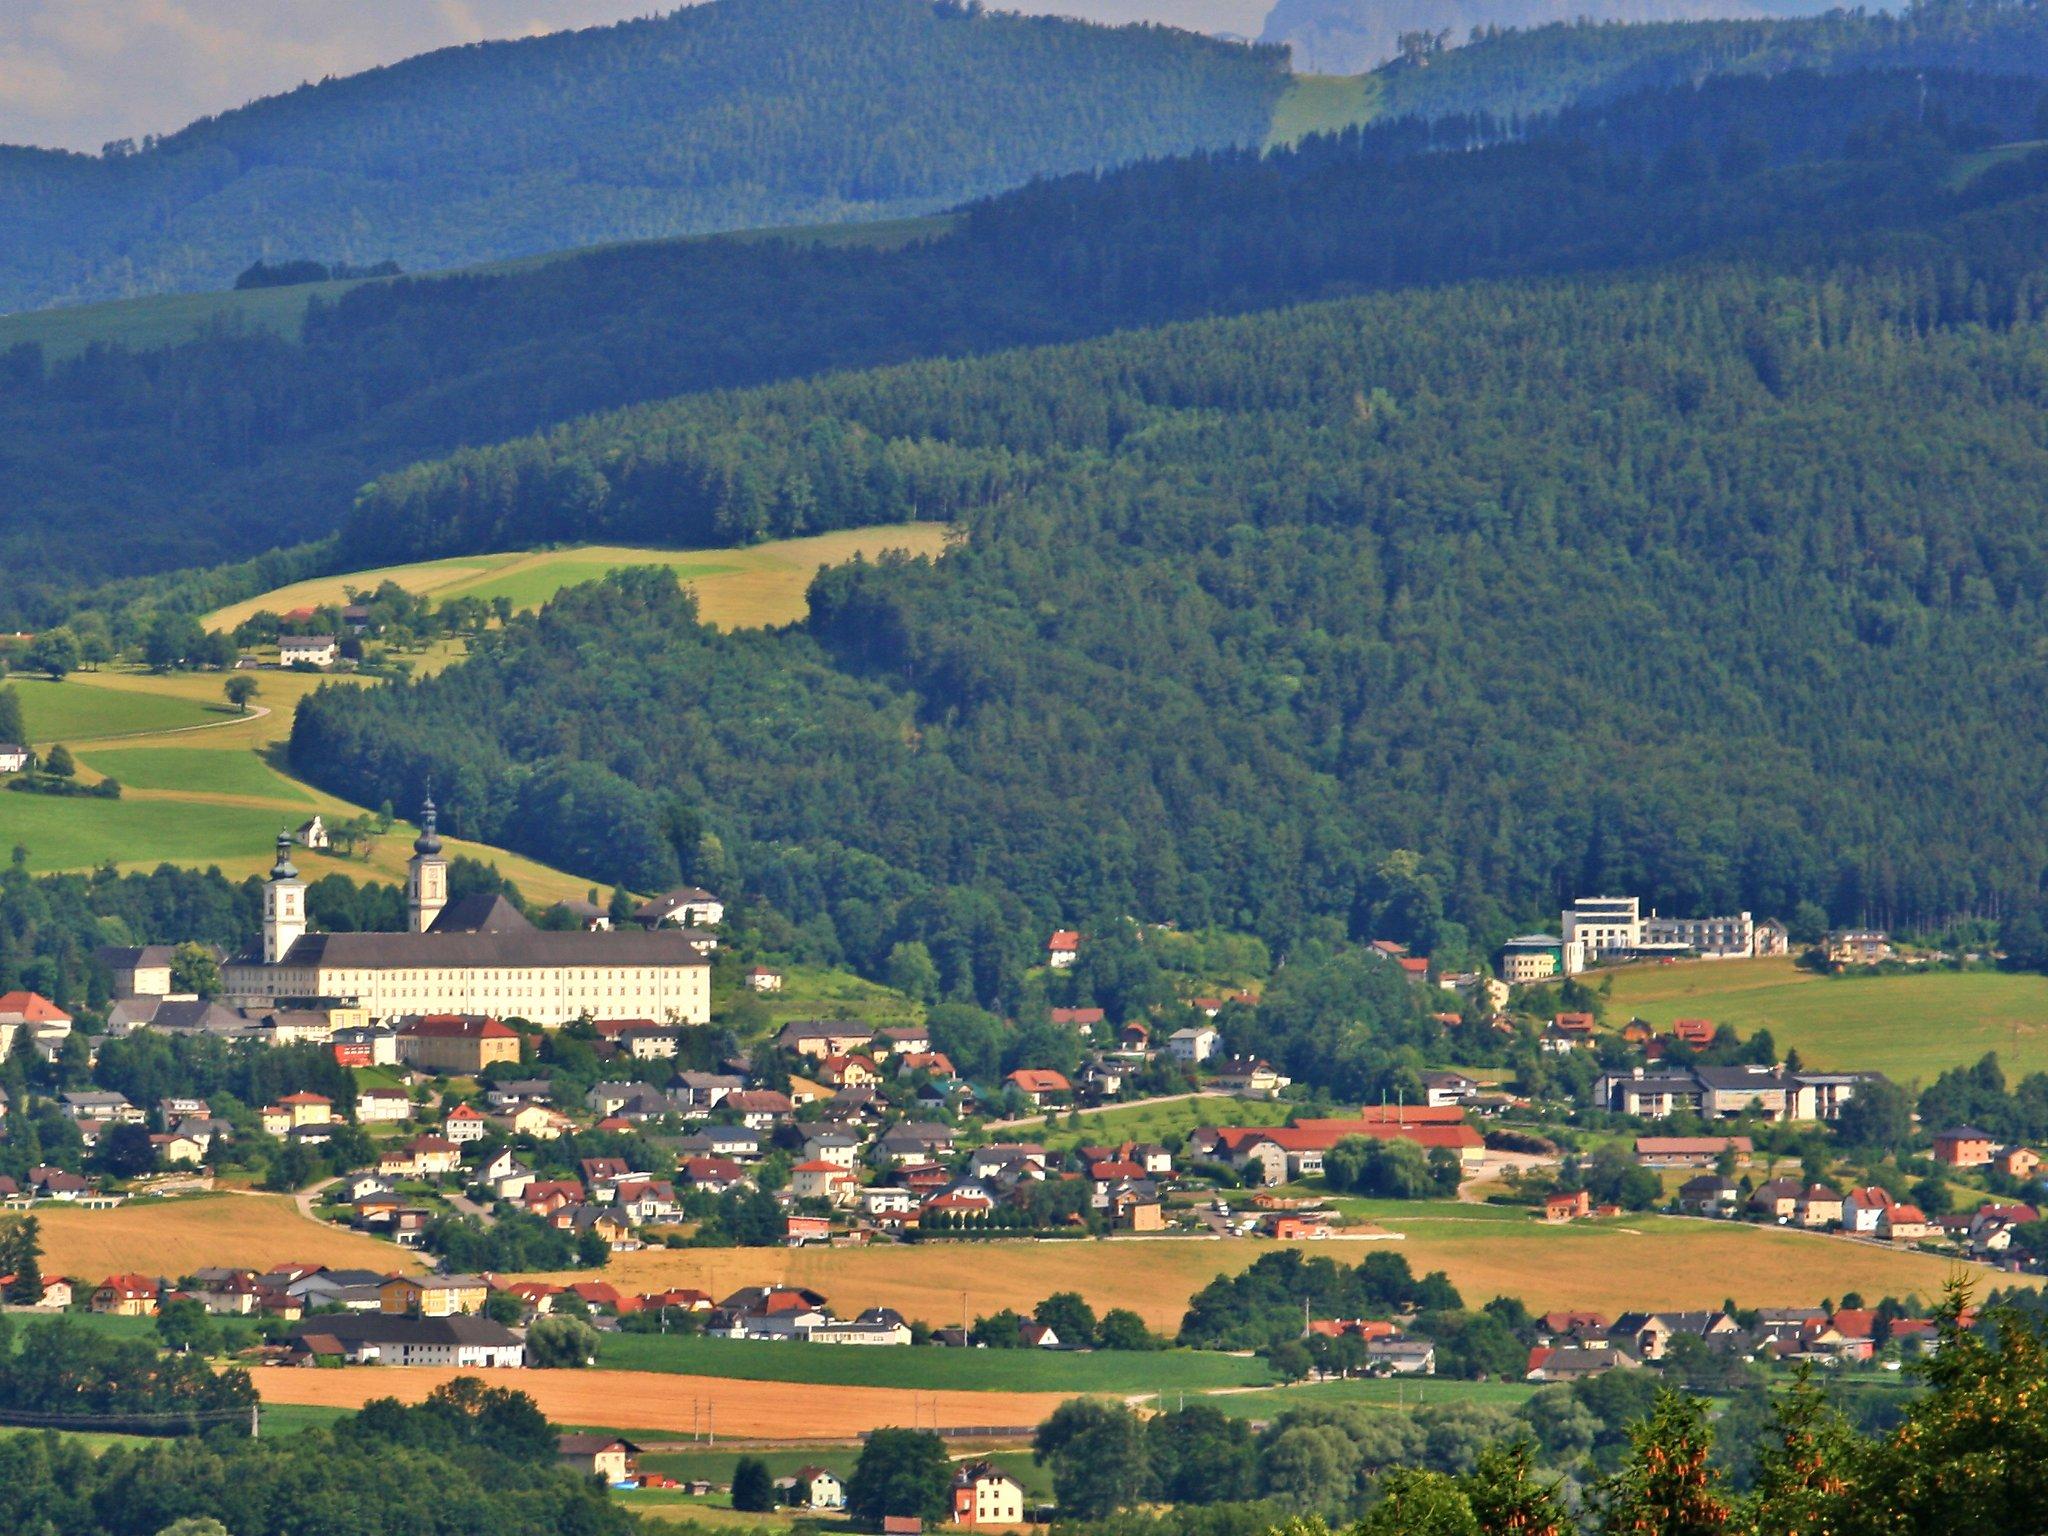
[262,831,306,964]
[406,794,448,934]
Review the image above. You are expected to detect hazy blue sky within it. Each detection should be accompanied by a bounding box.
[1,0,1272,153]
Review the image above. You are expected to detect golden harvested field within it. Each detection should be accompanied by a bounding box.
[204,524,955,633]
[35,1194,419,1280]
[521,1216,2002,1327]
[253,1366,1071,1439]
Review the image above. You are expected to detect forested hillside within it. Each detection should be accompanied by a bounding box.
[1368,0,2048,119]
[0,0,1287,315]
[1261,0,1839,74]
[291,127,2048,994]
[10,46,2040,610]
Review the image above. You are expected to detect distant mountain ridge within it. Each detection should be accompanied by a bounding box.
[1261,0,1874,72]
[0,0,1288,314]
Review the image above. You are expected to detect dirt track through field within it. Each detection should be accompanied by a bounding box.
[254,1367,1076,1439]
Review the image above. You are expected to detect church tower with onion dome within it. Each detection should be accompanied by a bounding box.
[405,794,448,934]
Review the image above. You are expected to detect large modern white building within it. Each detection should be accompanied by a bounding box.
[1561,895,1763,972]
[1561,895,1642,973]
[223,801,710,1026]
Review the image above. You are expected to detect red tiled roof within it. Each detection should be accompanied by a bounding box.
[402,1014,517,1039]
[0,991,71,1022]
[1006,1069,1071,1093]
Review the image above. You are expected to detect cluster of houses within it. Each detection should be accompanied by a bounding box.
[547,1436,1028,1528]
[1591,1060,1875,1124]
[1522,1301,1946,1381]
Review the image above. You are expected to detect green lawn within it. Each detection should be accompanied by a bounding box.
[9,677,221,744]
[749,963,922,1035]
[77,745,310,801]
[0,278,371,362]
[455,557,740,612]
[1033,1096,1292,1152]
[256,1402,351,1436]
[0,790,301,872]
[594,1336,1272,1393]
[6,1312,162,1345]
[1601,957,2048,1083]
[1267,74,1383,148]
[1202,1377,1538,1419]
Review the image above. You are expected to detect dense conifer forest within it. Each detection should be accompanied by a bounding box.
[292,112,2048,985]
[0,0,1288,316]
[9,23,2044,608]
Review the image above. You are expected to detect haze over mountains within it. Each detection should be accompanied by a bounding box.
[1256,0,1885,72]
[0,0,1287,314]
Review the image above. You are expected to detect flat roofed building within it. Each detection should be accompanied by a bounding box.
[1561,896,1641,973]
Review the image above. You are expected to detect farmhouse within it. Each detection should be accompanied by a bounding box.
[791,1468,846,1509]
[94,946,180,998]
[279,634,340,669]
[288,1314,524,1367]
[1933,1127,1998,1168]
[91,1273,160,1316]
[559,1433,641,1483]
[380,1273,489,1317]
[222,809,711,1026]
[952,1463,1026,1527]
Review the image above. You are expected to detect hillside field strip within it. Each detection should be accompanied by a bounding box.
[33,1193,419,1280]
[1600,957,2048,1082]
[251,1366,1075,1440]
[203,525,954,633]
[521,1209,2001,1329]
[0,215,959,364]
[0,668,588,897]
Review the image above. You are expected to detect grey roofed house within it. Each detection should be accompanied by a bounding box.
[801,1129,863,1151]
[1530,1345,1639,1381]
[95,943,181,975]
[429,892,535,935]
[675,1126,762,1157]
[286,1313,525,1366]
[877,1121,955,1149]
[487,1078,556,1105]
[669,1071,743,1107]
[61,1090,134,1114]
[108,998,257,1039]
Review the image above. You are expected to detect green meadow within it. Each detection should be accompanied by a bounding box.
[1602,957,2048,1083]
[594,1334,1272,1393]
[10,676,220,743]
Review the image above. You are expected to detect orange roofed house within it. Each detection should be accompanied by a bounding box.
[396,1014,522,1074]
[1005,1069,1072,1108]
[92,1274,161,1316]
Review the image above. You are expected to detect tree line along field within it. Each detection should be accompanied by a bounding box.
[594,1333,1273,1392]
[1599,957,2048,1083]
[202,525,954,635]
